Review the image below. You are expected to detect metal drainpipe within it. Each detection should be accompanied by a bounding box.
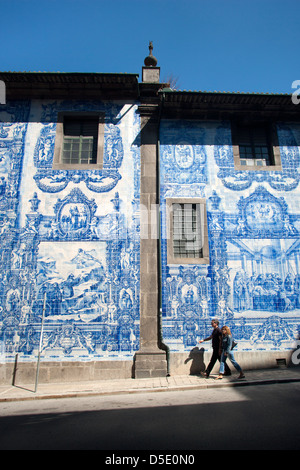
[157,91,170,375]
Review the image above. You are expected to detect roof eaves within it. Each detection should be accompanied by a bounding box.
[0,71,139,84]
[159,88,291,97]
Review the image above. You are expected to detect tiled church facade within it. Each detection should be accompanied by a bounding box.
[0,56,299,384]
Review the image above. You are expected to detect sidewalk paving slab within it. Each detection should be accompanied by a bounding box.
[0,366,299,403]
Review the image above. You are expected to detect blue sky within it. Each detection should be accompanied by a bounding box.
[1,0,299,94]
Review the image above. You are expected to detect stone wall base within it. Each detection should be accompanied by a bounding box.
[169,349,296,376]
[0,359,134,386]
[0,350,295,386]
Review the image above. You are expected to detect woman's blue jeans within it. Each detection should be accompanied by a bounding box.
[220,351,242,374]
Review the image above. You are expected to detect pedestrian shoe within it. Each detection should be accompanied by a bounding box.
[200,371,209,378]
[237,374,245,379]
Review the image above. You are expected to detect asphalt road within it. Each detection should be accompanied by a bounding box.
[0,382,299,451]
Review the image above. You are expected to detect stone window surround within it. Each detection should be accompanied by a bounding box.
[52,111,105,170]
[166,197,210,265]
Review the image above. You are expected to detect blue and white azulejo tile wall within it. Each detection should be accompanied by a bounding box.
[160,119,300,354]
[1,100,300,370]
[0,99,141,364]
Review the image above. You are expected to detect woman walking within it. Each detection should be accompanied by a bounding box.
[216,326,245,380]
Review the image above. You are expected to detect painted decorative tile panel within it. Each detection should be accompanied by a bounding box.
[160,120,300,354]
[0,100,141,363]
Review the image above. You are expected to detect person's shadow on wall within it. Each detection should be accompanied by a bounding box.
[184,347,206,375]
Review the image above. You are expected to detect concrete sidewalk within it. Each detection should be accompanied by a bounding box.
[0,366,300,403]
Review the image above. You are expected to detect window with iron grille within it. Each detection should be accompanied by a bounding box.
[166,198,209,265]
[173,203,203,258]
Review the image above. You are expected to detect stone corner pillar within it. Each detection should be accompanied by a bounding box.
[134,100,167,379]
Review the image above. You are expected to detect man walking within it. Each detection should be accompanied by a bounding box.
[199,319,231,378]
